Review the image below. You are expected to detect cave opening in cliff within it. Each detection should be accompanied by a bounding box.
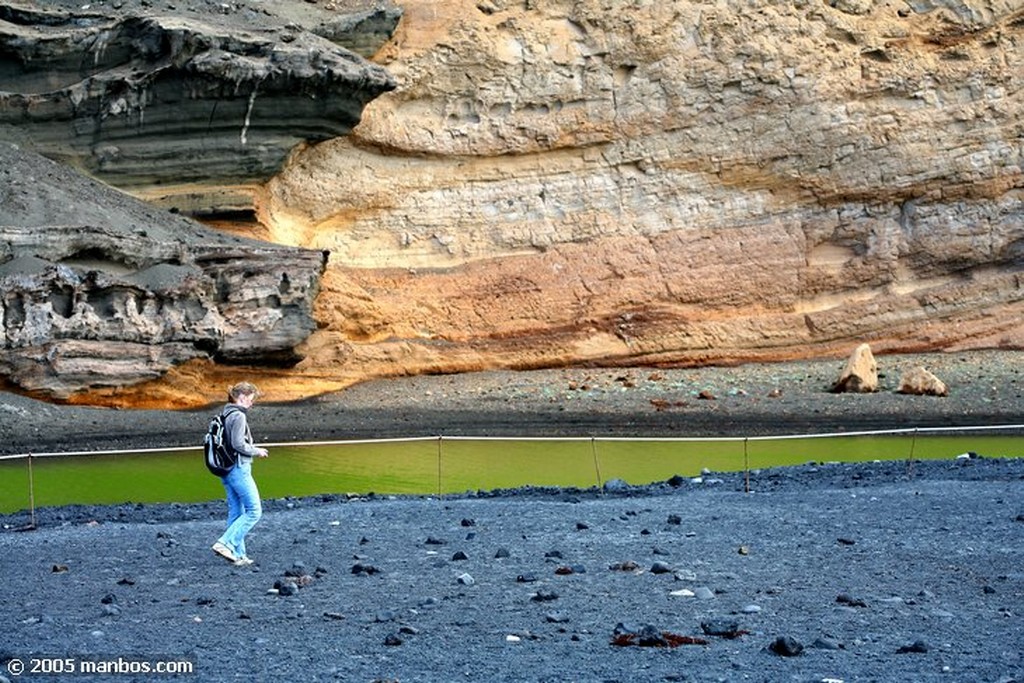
[60,247,136,276]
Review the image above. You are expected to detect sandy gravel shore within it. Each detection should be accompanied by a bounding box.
[1,351,1021,456]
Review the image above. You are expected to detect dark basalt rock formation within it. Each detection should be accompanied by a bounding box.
[0,142,327,398]
[0,0,398,214]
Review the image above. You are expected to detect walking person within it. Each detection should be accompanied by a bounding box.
[211,381,268,567]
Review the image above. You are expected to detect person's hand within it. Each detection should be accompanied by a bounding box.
[256,448,269,458]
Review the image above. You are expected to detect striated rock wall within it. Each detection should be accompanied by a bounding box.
[242,0,1022,402]
[0,0,398,215]
[0,143,326,398]
[2,0,1021,407]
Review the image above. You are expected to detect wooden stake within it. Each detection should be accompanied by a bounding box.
[28,452,37,530]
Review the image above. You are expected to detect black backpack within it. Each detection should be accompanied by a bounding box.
[204,408,239,477]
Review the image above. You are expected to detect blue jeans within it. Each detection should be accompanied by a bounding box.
[217,460,262,559]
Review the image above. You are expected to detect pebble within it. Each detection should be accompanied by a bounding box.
[836,593,868,608]
[700,619,741,637]
[768,635,803,656]
[609,561,640,572]
[633,625,667,647]
[555,564,585,575]
[740,604,762,614]
[810,637,842,650]
[456,572,475,586]
[451,550,469,561]
[896,639,929,654]
[650,561,673,574]
[283,562,306,577]
[694,586,715,600]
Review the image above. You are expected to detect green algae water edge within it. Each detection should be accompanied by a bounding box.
[1,434,1021,514]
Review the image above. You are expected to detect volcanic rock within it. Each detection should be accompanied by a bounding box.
[0,0,398,215]
[897,367,950,397]
[831,344,879,394]
[0,143,326,397]
[253,0,1024,400]
[5,0,1024,408]
[768,635,804,657]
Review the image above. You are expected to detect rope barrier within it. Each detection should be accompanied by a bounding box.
[1,422,1020,461]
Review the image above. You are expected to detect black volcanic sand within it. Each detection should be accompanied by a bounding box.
[1,458,1023,682]
[1,351,1023,457]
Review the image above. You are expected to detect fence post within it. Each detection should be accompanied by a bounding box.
[743,438,750,494]
[436,435,443,497]
[591,437,603,489]
[906,429,918,478]
[28,452,37,530]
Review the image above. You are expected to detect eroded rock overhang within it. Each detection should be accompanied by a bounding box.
[0,0,399,214]
[0,142,327,398]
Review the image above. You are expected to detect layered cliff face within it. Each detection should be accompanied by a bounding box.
[0,0,398,214]
[0,142,326,398]
[3,0,1022,407]
[0,1,396,400]
[243,0,1021,403]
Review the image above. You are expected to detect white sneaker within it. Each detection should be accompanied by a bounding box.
[233,556,254,567]
[211,542,237,563]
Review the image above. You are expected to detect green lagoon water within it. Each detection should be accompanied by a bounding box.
[1,434,1020,514]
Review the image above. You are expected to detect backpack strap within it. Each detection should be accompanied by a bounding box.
[219,405,240,454]
[220,404,252,456]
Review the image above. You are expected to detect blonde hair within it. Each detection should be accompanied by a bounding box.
[228,381,261,403]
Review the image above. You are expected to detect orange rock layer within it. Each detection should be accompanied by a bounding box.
[82,0,1024,408]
